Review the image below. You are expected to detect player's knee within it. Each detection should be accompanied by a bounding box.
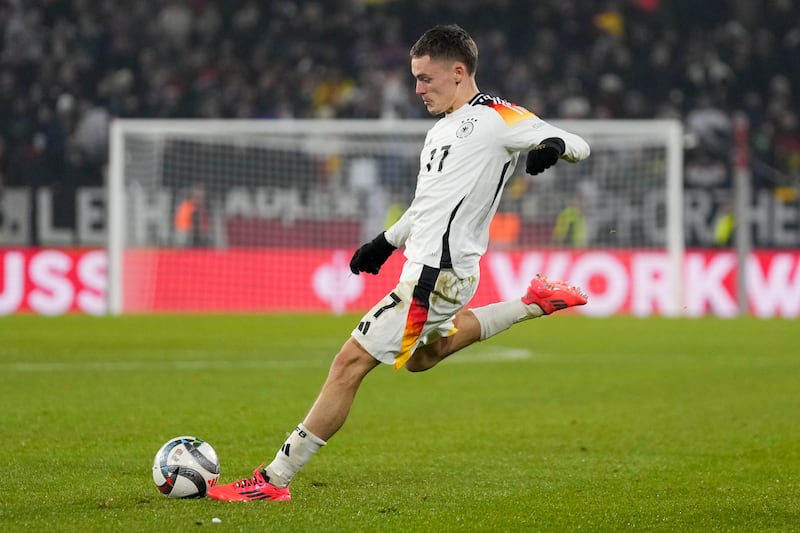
[404,357,431,373]
[405,360,433,373]
[405,345,444,373]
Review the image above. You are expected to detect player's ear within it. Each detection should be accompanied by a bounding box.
[453,63,465,83]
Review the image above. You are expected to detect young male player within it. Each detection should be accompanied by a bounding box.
[208,24,591,502]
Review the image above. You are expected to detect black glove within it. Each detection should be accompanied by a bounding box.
[525,137,566,175]
[349,232,397,275]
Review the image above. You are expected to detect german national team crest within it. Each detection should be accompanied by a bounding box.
[456,120,475,138]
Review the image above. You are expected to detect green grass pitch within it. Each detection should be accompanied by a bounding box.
[1,314,798,532]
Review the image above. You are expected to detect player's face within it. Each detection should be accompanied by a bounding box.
[411,55,459,115]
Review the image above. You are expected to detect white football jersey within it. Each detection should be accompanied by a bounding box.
[385,93,591,277]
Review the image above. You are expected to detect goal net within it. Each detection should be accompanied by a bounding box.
[107,119,683,315]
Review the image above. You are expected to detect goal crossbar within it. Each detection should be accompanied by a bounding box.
[107,118,684,315]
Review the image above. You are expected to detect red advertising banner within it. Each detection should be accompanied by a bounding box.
[0,248,106,315]
[2,248,799,317]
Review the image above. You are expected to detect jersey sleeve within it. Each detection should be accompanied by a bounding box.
[490,102,591,162]
[384,207,411,247]
[526,118,591,163]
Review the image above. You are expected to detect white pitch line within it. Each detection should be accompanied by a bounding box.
[447,347,533,364]
[3,358,327,373]
[3,348,534,373]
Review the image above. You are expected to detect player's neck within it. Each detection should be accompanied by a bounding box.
[445,81,480,115]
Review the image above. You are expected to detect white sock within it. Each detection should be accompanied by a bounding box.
[264,423,326,488]
[471,299,544,340]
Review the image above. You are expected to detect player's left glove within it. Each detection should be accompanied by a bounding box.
[525,137,566,175]
[349,232,397,275]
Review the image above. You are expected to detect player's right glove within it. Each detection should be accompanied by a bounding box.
[349,232,397,275]
[525,137,566,175]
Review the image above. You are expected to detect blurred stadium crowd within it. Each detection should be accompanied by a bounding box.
[0,0,798,206]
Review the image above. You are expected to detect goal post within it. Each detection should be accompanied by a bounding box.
[555,119,685,315]
[106,118,684,315]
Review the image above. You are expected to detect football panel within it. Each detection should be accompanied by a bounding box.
[188,443,220,475]
[171,467,208,498]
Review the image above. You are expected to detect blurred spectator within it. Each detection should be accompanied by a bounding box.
[0,0,797,219]
[552,200,588,248]
[489,211,521,250]
[686,94,733,158]
[173,183,210,247]
[685,146,730,188]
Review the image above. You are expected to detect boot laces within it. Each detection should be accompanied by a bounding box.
[233,465,266,488]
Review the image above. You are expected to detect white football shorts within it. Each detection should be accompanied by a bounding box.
[352,261,479,369]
